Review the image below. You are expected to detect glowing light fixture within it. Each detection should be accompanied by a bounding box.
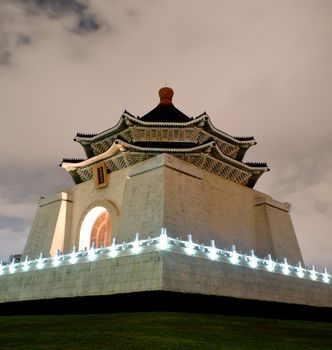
[70,246,78,264]
[310,265,317,281]
[230,245,239,265]
[186,234,195,256]
[53,251,60,267]
[297,262,304,278]
[282,258,289,275]
[208,240,217,260]
[0,231,330,286]
[323,268,329,284]
[109,238,117,258]
[9,260,15,274]
[23,256,29,272]
[132,233,141,254]
[159,228,168,250]
[266,254,275,272]
[37,253,44,269]
[89,245,96,261]
[249,250,257,269]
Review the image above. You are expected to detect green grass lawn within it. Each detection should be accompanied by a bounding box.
[0,312,331,350]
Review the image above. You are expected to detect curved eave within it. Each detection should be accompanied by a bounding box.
[122,140,268,175]
[208,144,269,174]
[61,142,126,172]
[126,113,256,149]
[62,139,268,175]
[200,114,256,147]
[74,111,255,150]
[74,110,136,144]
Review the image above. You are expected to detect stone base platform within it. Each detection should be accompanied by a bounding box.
[0,234,331,317]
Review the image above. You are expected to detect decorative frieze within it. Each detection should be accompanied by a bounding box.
[77,167,93,182]
[76,152,253,187]
[91,139,114,156]
[88,127,241,160]
[180,153,252,186]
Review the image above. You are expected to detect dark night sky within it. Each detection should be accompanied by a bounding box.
[0,0,331,270]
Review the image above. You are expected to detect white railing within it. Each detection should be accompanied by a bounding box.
[0,228,330,284]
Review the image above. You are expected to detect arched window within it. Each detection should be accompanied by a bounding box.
[90,211,111,248]
[79,206,112,251]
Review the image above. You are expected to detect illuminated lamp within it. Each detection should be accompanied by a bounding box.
[23,256,29,272]
[53,250,60,267]
[323,268,330,284]
[37,253,44,269]
[70,246,78,264]
[109,238,117,258]
[159,228,168,250]
[132,233,141,254]
[282,258,289,275]
[248,250,257,268]
[9,260,15,274]
[297,262,304,278]
[266,254,275,272]
[310,265,317,281]
[208,240,217,260]
[186,234,195,256]
[230,245,239,264]
[89,245,96,261]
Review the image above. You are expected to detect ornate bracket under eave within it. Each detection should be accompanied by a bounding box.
[74,112,256,160]
[61,139,269,188]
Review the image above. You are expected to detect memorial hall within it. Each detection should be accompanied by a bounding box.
[0,87,331,316]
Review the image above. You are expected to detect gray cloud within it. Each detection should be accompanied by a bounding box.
[16,35,32,46]
[254,150,332,270]
[0,164,72,202]
[19,0,87,19]
[20,0,104,34]
[0,48,11,66]
[32,0,87,15]
[0,0,105,65]
[0,216,29,232]
[0,33,32,65]
[0,10,17,65]
[74,14,101,34]
[0,164,72,261]
[23,0,103,34]
[0,227,29,260]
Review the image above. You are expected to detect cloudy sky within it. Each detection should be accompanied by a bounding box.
[0,0,331,270]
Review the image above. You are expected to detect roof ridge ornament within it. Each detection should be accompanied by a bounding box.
[159,87,174,105]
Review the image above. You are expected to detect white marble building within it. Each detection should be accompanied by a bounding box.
[1,88,331,309]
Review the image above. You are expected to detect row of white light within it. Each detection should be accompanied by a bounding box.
[170,231,330,283]
[0,229,330,284]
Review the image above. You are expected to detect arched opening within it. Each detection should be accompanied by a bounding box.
[90,211,111,248]
[79,206,112,251]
